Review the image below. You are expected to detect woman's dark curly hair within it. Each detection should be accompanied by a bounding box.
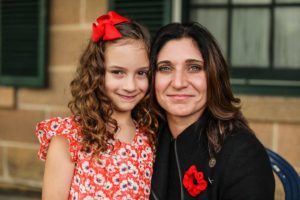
[150,22,253,154]
[68,21,158,157]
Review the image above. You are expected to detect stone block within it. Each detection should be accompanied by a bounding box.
[0,182,41,200]
[18,71,74,106]
[7,147,44,181]
[0,87,15,108]
[249,121,273,149]
[49,29,90,66]
[0,110,45,143]
[277,123,300,168]
[241,95,300,123]
[274,173,284,200]
[0,148,3,177]
[50,0,81,25]
[48,109,72,119]
[85,0,108,23]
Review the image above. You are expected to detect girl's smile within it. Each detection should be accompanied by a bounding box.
[104,39,149,113]
[117,94,137,101]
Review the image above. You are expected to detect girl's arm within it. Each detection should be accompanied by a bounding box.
[42,136,75,200]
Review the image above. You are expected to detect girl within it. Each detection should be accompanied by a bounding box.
[36,11,158,200]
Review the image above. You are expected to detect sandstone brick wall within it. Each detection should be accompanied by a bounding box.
[0,0,299,199]
[0,0,107,192]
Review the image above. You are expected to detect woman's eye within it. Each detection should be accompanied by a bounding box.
[157,65,171,72]
[188,64,203,72]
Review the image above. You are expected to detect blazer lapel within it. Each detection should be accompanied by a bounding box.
[150,124,172,200]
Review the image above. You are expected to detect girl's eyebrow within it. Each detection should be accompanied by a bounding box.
[138,66,150,70]
[106,65,125,69]
[107,66,150,71]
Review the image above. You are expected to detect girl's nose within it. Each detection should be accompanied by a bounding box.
[123,76,137,92]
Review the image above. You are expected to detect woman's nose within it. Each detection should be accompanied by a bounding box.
[171,70,188,89]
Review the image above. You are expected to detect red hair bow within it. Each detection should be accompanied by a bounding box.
[92,11,129,42]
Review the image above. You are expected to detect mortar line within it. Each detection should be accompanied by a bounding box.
[272,123,279,151]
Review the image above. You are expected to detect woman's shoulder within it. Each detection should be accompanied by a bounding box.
[215,126,275,199]
[35,116,82,162]
[219,125,273,180]
[225,126,263,149]
[219,125,271,169]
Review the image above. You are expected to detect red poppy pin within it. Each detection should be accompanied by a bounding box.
[183,165,208,197]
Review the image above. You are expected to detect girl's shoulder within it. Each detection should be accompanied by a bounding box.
[35,116,83,162]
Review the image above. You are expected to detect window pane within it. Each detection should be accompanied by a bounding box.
[232,0,271,3]
[112,0,170,36]
[274,8,300,69]
[0,0,47,87]
[231,9,270,67]
[190,9,228,57]
[191,0,227,4]
[276,0,300,3]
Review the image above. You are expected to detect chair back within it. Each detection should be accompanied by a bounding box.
[266,149,300,200]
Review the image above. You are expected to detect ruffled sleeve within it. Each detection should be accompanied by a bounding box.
[35,116,82,162]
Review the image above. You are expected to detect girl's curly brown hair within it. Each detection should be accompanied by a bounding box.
[68,21,158,157]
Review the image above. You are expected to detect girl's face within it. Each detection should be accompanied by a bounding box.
[104,40,149,114]
[155,38,207,122]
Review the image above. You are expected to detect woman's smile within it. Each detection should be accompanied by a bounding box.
[167,94,194,101]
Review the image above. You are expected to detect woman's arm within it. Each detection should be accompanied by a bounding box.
[42,136,75,200]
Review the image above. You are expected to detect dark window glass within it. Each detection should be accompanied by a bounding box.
[187,0,300,95]
[0,0,48,87]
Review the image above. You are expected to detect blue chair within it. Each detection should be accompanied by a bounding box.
[266,148,300,200]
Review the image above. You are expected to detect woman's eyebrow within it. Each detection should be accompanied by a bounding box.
[156,60,171,65]
[185,59,204,64]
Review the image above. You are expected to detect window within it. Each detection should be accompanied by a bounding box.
[109,0,172,36]
[0,0,48,87]
[185,0,300,95]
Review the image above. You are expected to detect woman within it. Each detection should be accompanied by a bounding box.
[149,22,275,200]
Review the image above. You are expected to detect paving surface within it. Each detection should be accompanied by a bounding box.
[0,196,40,200]
[0,190,40,200]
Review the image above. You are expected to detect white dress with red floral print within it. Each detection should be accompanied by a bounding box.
[36,117,154,200]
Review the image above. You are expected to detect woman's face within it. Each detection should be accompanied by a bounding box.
[104,40,149,114]
[155,38,207,121]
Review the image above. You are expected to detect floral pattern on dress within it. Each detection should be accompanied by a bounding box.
[36,117,154,200]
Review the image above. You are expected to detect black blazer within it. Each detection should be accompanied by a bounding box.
[150,114,275,200]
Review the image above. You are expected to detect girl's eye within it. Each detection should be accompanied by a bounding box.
[188,64,203,72]
[111,70,124,75]
[157,65,171,72]
[137,70,149,76]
